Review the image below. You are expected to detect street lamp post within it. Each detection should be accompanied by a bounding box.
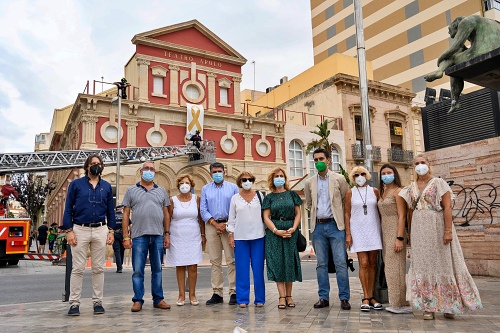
[112,78,130,205]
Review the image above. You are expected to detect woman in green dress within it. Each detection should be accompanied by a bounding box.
[262,167,302,309]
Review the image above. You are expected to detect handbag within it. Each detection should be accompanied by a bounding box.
[328,249,355,273]
[297,232,307,252]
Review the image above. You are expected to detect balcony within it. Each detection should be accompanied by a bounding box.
[351,144,381,162]
[387,148,414,165]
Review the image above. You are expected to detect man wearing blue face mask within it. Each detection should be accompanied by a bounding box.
[200,162,239,305]
[122,161,171,312]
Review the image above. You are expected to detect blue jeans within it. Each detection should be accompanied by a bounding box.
[312,221,350,301]
[132,235,164,305]
[234,237,266,305]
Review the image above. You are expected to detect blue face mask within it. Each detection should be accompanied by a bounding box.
[381,174,395,185]
[273,177,285,188]
[212,172,224,183]
[142,170,155,182]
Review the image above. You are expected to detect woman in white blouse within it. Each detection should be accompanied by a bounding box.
[227,171,266,308]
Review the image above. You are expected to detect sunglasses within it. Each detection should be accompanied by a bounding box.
[353,172,367,178]
[142,166,156,172]
[241,177,255,183]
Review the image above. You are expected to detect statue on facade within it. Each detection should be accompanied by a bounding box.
[424,15,500,113]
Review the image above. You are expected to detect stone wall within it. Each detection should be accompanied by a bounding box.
[426,136,500,276]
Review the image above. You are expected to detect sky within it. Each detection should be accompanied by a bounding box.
[0,0,313,153]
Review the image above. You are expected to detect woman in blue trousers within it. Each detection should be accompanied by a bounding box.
[227,171,266,308]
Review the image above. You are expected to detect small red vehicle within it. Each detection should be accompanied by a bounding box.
[0,218,30,267]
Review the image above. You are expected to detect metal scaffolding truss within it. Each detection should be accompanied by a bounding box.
[0,145,200,175]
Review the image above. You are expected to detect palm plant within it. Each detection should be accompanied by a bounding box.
[305,119,332,156]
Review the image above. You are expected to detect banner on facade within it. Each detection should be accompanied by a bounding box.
[186,103,204,139]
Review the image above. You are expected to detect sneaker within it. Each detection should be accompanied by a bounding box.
[386,306,412,314]
[229,294,237,305]
[206,293,224,305]
[67,305,80,316]
[93,301,105,314]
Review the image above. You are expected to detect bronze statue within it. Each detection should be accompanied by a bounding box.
[424,15,500,113]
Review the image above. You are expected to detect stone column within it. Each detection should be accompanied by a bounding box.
[243,133,253,161]
[80,115,98,149]
[207,72,217,112]
[137,58,150,103]
[274,137,284,163]
[126,120,138,148]
[169,65,180,107]
[232,76,242,115]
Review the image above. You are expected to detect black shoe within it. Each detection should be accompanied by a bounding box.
[229,294,237,305]
[206,293,223,305]
[93,301,105,314]
[340,300,351,310]
[313,298,329,308]
[68,305,80,316]
[116,269,122,273]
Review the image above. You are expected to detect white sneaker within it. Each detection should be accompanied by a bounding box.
[386,306,413,314]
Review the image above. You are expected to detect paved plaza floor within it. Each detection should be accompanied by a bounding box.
[2,260,500,333]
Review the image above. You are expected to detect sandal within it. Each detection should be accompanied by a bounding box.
[360,298,370,312]
[286,296,296,308]
[239,304,247,308]
[423,311,435,320]
[255,303,264,308]
[278,296,286,309]
[369,297,383,310]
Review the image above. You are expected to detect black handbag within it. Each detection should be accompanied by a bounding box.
[297,232,307,252]
[328,249,355,273]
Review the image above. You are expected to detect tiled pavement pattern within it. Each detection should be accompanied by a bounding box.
[2,260,500,332]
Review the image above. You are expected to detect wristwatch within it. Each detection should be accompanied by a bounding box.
[164,231,171,235]
[396,236,404,241]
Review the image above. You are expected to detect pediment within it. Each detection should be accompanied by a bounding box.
[132,20,246,65]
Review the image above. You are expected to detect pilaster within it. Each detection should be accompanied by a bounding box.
[169,65,180,107]
[137,58,150,103]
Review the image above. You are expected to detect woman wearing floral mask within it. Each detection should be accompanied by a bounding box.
[166,174,205,306]
[262,167,302,309]
[399,154,482,320]
[227,171,266,308]
[344,166,382,312]
[377,164,411,314]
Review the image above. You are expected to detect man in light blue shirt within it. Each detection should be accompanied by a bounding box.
[200,162,239,305]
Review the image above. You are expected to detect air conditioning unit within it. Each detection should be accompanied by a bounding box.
[280,76,288,84]
[266,87,274,93]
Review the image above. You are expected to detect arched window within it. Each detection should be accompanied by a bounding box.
[331,146,340,172]
[288,140,304,177]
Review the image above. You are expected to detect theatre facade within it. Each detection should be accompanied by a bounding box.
[43,20,286,226]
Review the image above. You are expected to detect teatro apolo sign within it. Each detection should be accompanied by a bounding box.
[164,51,223,68]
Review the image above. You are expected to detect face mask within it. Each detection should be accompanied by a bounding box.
[142,170,155,182]
[274,177,285,188]
[415,164,429,176]
[381,174,395,185]
[179,184,191,194]
[89,164,102,176]
[315,161,327,172]
[212,172,223,183]
[241,182,253,190]
[355,175,366,186]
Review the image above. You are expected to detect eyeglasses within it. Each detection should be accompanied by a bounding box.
[353,172,367,178]
[142,166,155,171]
[241,177,255,183]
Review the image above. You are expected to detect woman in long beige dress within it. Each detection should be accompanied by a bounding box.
[399,154,482,320]
[377,164,411,314]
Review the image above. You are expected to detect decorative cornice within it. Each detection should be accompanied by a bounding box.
[168,65,180,71]
[136,58,150,66]
[232,77,242,83]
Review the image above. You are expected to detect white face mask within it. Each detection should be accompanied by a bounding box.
[241,182,253,190]
[415,164,429,176]
[179,184,191,194]
[355,175,367,186]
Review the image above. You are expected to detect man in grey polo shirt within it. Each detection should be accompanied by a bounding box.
[122,161,171,312]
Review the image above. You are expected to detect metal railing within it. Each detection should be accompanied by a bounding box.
[187,140,216,165]
[387,148,414,165]
[351,144,381,161]
[484,0,500,11]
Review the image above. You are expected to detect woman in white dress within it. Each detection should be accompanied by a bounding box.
[345,166,383,312]
[166,174,206,306]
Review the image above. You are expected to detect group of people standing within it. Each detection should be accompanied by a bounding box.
[60,151,483,320]
[340,153,483,319]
